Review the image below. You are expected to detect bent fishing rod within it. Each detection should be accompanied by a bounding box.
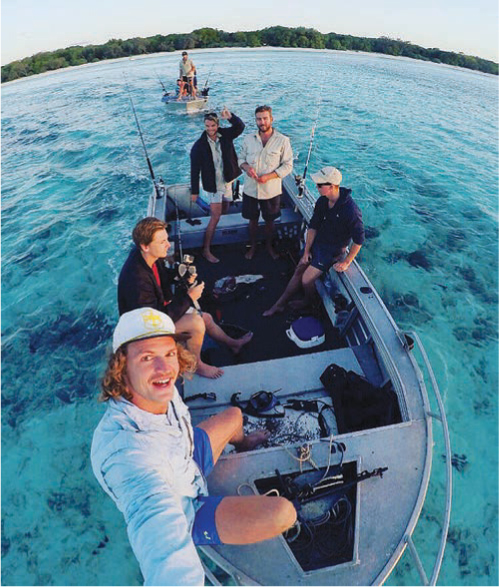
[123,75,165,204]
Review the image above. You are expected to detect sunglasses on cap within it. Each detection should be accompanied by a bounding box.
[316,183,332,188]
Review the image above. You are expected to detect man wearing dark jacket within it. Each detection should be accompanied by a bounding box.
[264,167,365,316]
[191,109,244,263]
[118,217,253,378]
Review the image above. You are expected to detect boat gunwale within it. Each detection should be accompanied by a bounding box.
[286,178,450,585]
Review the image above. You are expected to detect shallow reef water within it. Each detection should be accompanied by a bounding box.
[2,49,497,585]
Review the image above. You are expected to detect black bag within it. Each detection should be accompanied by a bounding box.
[320,364,402,434]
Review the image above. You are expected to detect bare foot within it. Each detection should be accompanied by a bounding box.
[245,247,256,260]
[196,362,224,379]
[203,250,220,263]
[229,331,253,354]
[267,247,279,260]
[235,429,271,452]
[263,304,285,317]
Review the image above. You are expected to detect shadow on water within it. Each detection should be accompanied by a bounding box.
[2,308,113,428]
[385,248,434,271]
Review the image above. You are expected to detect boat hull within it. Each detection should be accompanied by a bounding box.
[162,94,209,113]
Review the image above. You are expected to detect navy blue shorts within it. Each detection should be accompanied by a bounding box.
[192,427,224,545]
[310,241,346,272]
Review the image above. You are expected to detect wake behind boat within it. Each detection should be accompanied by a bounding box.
[147,174,452,586]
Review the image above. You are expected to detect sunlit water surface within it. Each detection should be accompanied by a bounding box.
[2,49,498,585]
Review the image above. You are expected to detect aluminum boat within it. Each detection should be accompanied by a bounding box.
[147,174,452,586]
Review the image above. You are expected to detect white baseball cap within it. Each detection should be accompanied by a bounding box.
[112,308,188,353]
[310,166,342,186]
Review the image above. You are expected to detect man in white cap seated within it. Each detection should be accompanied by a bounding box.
[91,308,296,586]
[264,166,364,316]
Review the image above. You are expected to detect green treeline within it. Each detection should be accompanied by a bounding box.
[2,25,497,82]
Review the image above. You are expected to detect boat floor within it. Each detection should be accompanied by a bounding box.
[187,241,344,368]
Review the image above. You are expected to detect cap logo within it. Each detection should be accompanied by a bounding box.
[141,309,165,331]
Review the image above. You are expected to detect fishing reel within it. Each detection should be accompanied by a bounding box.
[153,178,166,200]
[294,175,305,199]
[175,254,197,285]
[174,253,203,312]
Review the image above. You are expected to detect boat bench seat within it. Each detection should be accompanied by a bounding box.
[172,206,303,250]
[183,347,364,409]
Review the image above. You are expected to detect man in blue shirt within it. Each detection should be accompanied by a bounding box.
[264,166,365,316]
[91,308,296,585]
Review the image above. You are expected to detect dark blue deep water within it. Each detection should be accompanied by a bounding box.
[2,49,498,585]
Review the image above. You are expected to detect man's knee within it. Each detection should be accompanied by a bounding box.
[302,268,322,288]
[294,263,307,279]
[224,406,243,429]
[193,312,206,334]
[301,274,314,288]
[273,497,297,532]
[179,312,205,335]
[210,208,222,221]
[202,312,214,328]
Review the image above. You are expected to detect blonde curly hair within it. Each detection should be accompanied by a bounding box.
[100,341,197,402]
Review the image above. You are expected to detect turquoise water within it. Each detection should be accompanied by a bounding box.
[1,49,497,585]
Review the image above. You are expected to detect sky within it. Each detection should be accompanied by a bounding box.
[2,0,498,65]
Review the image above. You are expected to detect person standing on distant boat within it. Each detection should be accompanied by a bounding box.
[117,217,253,378]
[238,105,293,260]
[190,109,245,263]
[179,51,197,99]
[91,308,295,586]
[263,167,365,316]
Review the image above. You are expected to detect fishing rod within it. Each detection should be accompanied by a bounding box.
[123,75,201,309]
[203,64,214,90]
[155,70,170,96]
[295,60,328,199]
[123,75,164,202]
[296,95,322,199]
[199,64,214,97]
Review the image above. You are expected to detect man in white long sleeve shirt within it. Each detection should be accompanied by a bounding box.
[238,105,293,260]
[91,308,296,586]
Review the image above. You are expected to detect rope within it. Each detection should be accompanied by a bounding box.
[236,482,257,496]
[277,442,319,473]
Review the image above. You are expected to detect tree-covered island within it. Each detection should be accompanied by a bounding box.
[2,25,497,82]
